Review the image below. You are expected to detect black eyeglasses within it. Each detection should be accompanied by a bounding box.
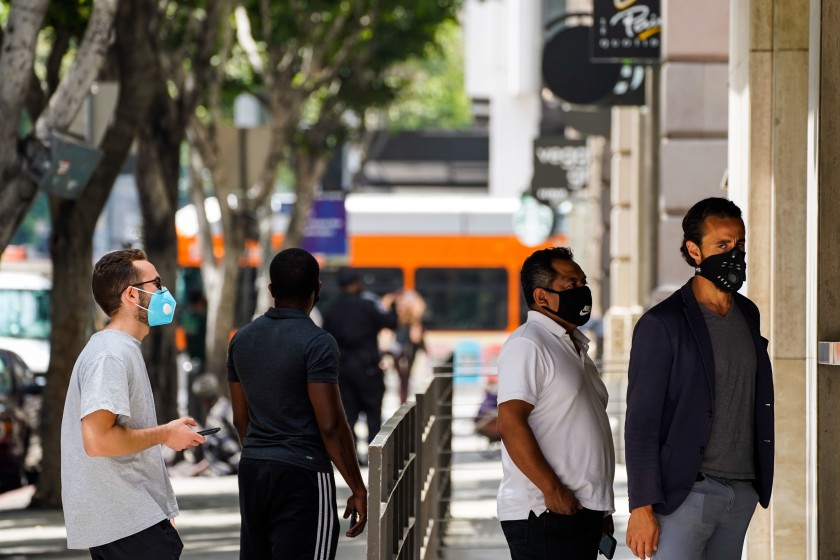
[131,277,162,291]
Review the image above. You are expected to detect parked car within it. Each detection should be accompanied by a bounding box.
[0,348,42,491]
[0,270,52,383]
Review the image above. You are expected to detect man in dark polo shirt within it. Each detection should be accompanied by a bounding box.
[227,248,367,560]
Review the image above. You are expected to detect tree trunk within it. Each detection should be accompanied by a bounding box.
[32,226,94,508]
[29,0,159,509]
[253,205,276,316]
[203,224,243,390]
[283,148,329,249]
[253,148,329,314]
[136,109,182,423]
[0,1,50,252]
[0,0,116,252]
[187,118,249,392]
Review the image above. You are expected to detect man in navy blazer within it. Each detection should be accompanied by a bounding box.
[624,198,774,560]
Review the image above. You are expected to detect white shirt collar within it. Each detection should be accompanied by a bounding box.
[525,310,591,351]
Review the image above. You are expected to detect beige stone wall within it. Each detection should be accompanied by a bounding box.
[605,0,732,461]
[730,0,812,558]
[605,105,644,462]
[607,1,832,557]
[656,0,730,294]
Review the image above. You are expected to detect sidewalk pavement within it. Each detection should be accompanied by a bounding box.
[0,378,635,559]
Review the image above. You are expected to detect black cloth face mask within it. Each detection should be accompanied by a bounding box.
[540,285,592,326]
[695,248,746,293]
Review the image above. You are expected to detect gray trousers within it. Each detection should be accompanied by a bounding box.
[654,475,759,560]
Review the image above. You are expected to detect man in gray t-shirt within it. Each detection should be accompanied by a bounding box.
[61,249,204,558]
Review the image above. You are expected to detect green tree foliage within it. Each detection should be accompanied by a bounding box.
[386,19,473,131]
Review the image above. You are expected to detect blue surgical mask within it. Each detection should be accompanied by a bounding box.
[133,286,177,326]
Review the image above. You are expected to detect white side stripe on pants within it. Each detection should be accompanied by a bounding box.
[314,472,335,560]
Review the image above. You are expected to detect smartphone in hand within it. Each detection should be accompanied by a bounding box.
[598,532,617,559]
[198,427,220,436]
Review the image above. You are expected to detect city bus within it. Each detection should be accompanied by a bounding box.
[176,192,566,367]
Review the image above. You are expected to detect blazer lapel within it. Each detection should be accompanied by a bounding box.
[680,281,716,400]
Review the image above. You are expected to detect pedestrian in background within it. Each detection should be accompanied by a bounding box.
[61,249,204,559]
[190,372,241,476]
[228,249,367,560]
[496,247,615,560]
[624,197,774,560]
[323,267,397,459]
[389,289,426,404]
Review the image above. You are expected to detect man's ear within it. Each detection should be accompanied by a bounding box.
[122,285,137,305]
[533,287,549,307]
[268,284,275,299]
[686,240,702,265]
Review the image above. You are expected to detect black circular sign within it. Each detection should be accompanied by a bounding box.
[542,25,622,105]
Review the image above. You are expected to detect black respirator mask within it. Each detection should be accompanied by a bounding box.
[541,285,592,326]
[695,248,746,293]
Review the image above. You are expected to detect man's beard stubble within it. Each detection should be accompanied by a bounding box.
[135,292,150,326]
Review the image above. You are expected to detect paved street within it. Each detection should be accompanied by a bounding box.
[0,377,635,559]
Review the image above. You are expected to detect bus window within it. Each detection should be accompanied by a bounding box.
[0,287,50,340]
[319,267,404,314]
[415,268,507,330]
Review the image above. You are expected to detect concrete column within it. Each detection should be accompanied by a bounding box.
[815,3,840,556]
[730,0,810,558]
[729,4,771,555]
[604,106,644,462]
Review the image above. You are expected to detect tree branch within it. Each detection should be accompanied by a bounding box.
[306,5,381,94]
[234,5,263,74]
[35,0,117,138]
[183,0,234,116]
[0,0,49,161]
[45,28,72,97]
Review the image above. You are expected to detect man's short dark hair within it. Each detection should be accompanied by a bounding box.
[92,249,147,317]
[520,247,575,307]
[680,197,743,266]
[269,248,320,303]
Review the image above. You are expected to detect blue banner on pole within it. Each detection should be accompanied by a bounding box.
[301,194,348,256]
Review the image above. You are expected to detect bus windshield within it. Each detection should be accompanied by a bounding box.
[0,289,51,340]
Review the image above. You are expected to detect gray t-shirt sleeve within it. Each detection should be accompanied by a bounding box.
[306,332,340,384]
[79,355,131,419]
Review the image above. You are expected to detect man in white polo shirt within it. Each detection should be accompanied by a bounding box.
[496,247,615,560]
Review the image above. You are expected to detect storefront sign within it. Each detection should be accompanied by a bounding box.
[592,0,661,62]
[543,25,622,105]
[531,137,589,192]
[513,194,555,247]
[301,194,347,256]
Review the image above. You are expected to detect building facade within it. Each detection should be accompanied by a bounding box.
[466,0,840,557]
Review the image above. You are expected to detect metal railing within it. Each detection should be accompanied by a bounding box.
[367,367,453,560]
